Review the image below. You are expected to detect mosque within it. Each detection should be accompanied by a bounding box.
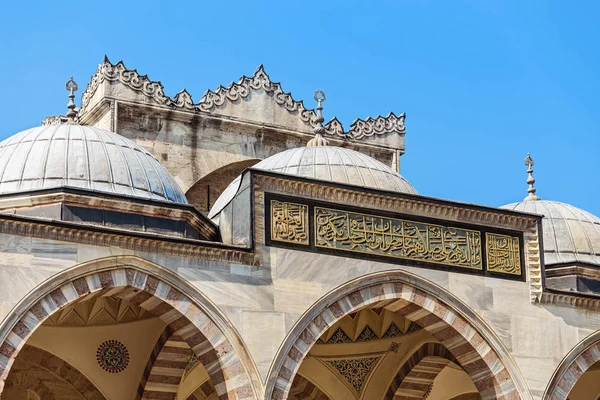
[0,57,598,400]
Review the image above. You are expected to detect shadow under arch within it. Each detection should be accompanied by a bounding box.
[265,269,532,400]
[0,255,262,399]
[543,329,600,399]
[186,159,260,211]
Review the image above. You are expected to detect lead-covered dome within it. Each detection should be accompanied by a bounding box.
[501,200,600,265]
[209,146,417,219]
[257,146,417,193]
[0,125,187,203]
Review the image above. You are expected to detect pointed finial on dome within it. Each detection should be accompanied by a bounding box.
[307,89,330,147]
[523,153,540,201]
[65,76,78,123]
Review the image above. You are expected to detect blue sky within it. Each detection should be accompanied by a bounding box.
[1,1,599,214]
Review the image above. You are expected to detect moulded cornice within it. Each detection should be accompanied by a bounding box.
[0,189,217,240]
[253,172,543,303]
[79,57,408,141]
[0,214,256,266]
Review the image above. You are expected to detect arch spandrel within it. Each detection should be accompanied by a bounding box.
[265,270,532,400]
[543,330,600,399]
[0,256,262,399]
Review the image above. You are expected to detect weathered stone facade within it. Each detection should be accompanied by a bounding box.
[1,58,599,400]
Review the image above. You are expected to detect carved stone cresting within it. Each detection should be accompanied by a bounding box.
[198,65,316,125]
[79,57,407,140]
[80,56,171,115]
[348,112,406,140]
[271,200,309,245]
[486,232,521,275]
[42,115,68,125]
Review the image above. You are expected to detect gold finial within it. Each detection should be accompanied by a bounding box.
[307,89,330,147]
[65,76,78,122]
[523,153,540,201]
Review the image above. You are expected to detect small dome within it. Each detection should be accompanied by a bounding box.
[0,125,187,204]
[501,200,600,266]
[209,146,416,219]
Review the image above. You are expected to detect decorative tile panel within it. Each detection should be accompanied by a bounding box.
[315,206,482,270]
[486,232,522,275]
[270,200,309,245]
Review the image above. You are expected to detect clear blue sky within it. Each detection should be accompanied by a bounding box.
[1,1,599,214]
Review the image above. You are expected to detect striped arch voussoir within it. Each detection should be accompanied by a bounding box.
[0,268,252,399]
[544,342,600,400]
[272,282,518,400]
[386,342,457,399]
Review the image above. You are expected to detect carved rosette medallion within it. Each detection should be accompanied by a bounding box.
[270,200,309,245]
[96,340,129,373]
[486,232,521,275]
[315,207,482,270]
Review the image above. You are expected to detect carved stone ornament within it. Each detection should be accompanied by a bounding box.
[96,340,129,373]
[41,115,68,125]
[79,57,408,140]
[327,356,380,394]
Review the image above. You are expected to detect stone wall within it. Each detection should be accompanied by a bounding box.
[0,228,597,399]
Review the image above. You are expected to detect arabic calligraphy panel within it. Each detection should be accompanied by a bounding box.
[270,200,309,245]
[314,207,482,270]
[486,232,521,275]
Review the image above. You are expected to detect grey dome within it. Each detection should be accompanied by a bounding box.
[0,125,187,204]
[209,146,416,219]
[501,200,600,266]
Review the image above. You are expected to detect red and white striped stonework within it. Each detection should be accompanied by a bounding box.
[545,342,600,400]
[5,344,105,399]
[288,375,331,400]
[272,282,519,400]
[385,342,457,399]
[138,326,188,399]
[0,269,253,400]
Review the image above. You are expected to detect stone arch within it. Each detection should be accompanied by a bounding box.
[289,374,331,400]
[543,330,600,399]
[265,270,530,400]
[0,256,261,399]
[138,326,194,399]
[5,344,105,399]
[186,159,260,211]
[386,342,458,399]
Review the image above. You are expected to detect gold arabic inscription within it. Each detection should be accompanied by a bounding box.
[270,200,309,245]
[315,207,482,270]
[486,233,521,275]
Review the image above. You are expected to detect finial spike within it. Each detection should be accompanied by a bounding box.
[523,152,540,201]
[307,90,329,147]
[65,76,78,123]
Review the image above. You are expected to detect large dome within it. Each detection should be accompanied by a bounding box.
[209,146,416,219]
[501,200,600,265]
[0,124,187,204]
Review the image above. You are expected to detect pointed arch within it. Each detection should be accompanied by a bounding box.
[0,256,261,399]
[543,330,600,399]
[265,270,530,400]
[386,342,458,399]
[5,344,105,400]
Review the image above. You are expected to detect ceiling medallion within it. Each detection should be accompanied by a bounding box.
[96,340,129,373]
